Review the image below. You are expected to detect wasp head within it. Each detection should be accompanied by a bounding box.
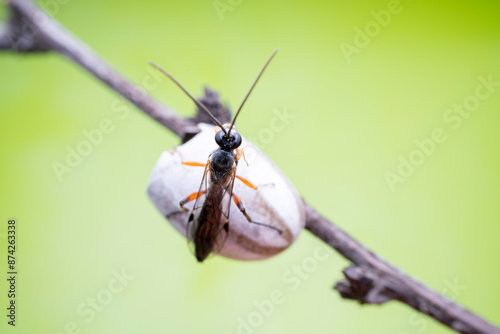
[215,124,242,151]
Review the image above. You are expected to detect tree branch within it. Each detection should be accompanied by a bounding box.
[1,0,198,140]
[2,1,498,333]
[305,205,499,333]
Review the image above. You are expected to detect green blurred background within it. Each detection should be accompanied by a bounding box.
[1,0,499,333]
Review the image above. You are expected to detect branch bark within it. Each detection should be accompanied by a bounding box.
[1,0,198,140]
[2,1,498,333]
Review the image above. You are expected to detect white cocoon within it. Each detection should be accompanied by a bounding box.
[148,123,305,260]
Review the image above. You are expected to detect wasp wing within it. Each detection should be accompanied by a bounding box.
[211,166,237,255]
[187,163,237,262]
[186,162,210,246]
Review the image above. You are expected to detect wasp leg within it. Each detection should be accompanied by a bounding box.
[179,191,206,212]
[236,175,258,190]
[165,210,185,219]
[173,148,208,167]
[182,161,206,167]
[180,161,210,211]
[231,193,282,234]
[182,157,211,167]
[235,148,249,166]
[236,175,274,190]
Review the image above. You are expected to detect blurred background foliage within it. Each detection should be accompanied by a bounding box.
[1,0,499,333]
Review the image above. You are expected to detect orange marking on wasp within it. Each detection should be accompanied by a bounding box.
[231,193,251,221]
[182,161,206,167]
[182,164,266,190]
[232,193,283,234]
[235,148,249,166]
[180,191,206,212]
[236,175,258,190]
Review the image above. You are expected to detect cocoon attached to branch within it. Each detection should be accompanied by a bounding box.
[148,123,305,260]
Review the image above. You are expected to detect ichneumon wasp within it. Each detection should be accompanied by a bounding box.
[149,49,283,262]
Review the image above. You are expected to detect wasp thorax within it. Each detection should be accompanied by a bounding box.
[215,129,242,151]
[211,150,234,177]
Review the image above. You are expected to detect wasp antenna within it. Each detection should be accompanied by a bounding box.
[228,49,279,135]
[148,61,227,133]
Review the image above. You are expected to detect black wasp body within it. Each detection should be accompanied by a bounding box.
[188,128,244,261]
